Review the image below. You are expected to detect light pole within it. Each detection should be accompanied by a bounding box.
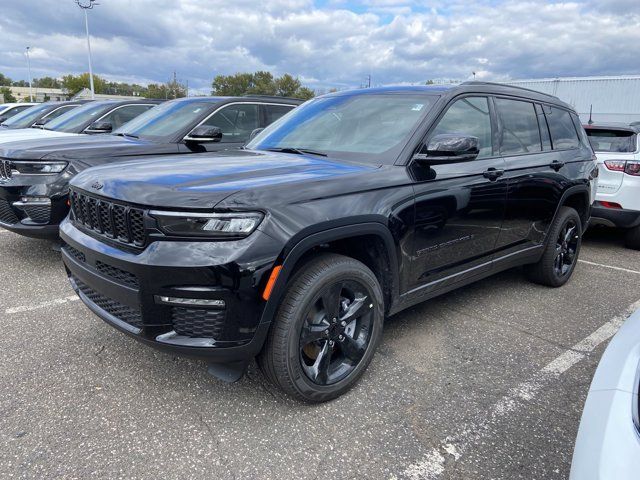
[25,47,33,102]
[76,0,98,99]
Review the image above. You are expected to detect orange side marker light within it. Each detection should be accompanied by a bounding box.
[262,265,283,301]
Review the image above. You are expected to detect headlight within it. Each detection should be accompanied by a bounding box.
[150,211,264,239]
[12,161,68,175]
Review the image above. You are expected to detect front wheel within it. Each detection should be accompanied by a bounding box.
[625,225,640,250]
[525,206,582,287]
[258,253,384,402]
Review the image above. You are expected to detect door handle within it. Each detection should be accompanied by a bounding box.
[483,168,504,181]
[550,160,565,171]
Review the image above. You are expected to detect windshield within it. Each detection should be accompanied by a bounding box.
[586,129,638,153]
[114,101,213,139]
[1,103,54,128]
[44,102,112,133]
[247,93,438,162]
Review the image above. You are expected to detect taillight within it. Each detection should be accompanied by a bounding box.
[625,162,640,176]
[604,160,640,176]
[604,160,626,172]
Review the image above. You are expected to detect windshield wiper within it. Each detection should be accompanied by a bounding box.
[114,132,139,139]
[265,147,327,157]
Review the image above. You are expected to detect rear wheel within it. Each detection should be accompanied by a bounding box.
[525,206,582,287]
[625,226,640,250]
[258,253,384,402]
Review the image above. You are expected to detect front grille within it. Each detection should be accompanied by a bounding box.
[0,199,19,224]
[63,244,86,263]
[73,276,143,328]
[95,261,139,288]
[171,307,225,338]
[0,160,11,180]
[22,204,50,224]
[70,190,146,247]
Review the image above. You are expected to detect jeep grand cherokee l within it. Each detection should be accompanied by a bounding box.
[61,83,596,402]
[0,96,300,239]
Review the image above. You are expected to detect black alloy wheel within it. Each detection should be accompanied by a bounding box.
[553,219,579,278]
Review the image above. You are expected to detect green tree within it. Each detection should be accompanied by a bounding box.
[144,78,187,99]
[211,72,314,99]
[425,79,435,85]
[0,73,13,87]
[1,87,17,103]
[34,76,62,89]
[61,73,106,95]
[12,80,28,87]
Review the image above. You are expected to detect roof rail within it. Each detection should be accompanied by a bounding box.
[241,94,303,101]
[461,81,560,99]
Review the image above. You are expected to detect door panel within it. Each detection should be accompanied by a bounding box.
[409,96,507,289]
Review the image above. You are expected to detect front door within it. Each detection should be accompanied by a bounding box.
[409,96,507,292]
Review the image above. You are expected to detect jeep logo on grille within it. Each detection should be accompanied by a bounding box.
[91,181,104,190]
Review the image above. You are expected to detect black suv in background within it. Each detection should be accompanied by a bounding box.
[0,100,90,130]
[61,83,596,402]
[0,96,300,238]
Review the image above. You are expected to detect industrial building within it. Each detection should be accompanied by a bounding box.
[506,75,640,124]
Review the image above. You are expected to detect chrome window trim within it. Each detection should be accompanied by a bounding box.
[84,103,156,132]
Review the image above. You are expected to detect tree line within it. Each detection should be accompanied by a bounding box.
[1,70,316,103]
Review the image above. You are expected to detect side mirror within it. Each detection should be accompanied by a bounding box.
[0,116,7,124]
[249,128,264,141]
[185,125,223,143]
[413,134,480,164]
[85,121,113,134]
[32,118,52,129]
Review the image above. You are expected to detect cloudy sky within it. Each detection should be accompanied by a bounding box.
[0,0,638,93]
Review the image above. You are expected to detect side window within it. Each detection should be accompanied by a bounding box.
[265,105,294,125]
[100,105,155,130]
[546,107,580,150]
[44,105,77,121]
[429,96,493,158]
[203,104,260,143]
[495,98,541,155]
[534,104,552,150]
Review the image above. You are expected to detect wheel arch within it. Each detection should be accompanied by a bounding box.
[555,185,591,228]
[258,221,400,326]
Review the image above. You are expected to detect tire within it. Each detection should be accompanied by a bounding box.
[525,206,582,288]
[625,226,640,250]
[258,253,384,403]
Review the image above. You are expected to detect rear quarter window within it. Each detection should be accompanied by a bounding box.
[546,107,580,150]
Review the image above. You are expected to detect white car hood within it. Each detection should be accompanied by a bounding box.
[0,128,79,145]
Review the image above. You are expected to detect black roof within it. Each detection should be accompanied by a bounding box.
[459,81,571,108]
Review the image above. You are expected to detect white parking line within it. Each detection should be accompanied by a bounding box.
[5,295,80,314]
[402,298,640,480]
[578,259,640,275]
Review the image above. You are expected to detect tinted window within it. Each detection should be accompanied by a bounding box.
[265,105,294,124]
[97,104,155,130]
[248,94,438,161]
[1,103,52,127]
[546,107,580,150]
[495,98,541,155]
[202,104,260,143]
[45,102,113,133]
[430,96,493,158]
[585,128,636,153]
[535,104,552,150]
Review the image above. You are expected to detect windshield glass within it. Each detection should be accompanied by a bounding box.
[45,102,112,133]
[586,129,638,153]
[247,93,438,162]
[114,101,213,139]
[1,103,54,128]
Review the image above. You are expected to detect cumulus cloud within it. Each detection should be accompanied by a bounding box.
[0,0,637,92]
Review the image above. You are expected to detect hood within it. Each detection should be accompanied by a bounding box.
[0,134,172,165]
[0,128,78,146]
[71,150,379,209]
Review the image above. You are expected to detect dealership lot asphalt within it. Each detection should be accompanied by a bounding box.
[1,228,639,480]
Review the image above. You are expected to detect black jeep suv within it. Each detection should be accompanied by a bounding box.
[0,96,299,239]
[61,83,596,402]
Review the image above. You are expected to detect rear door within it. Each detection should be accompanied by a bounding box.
[493,98,572,254]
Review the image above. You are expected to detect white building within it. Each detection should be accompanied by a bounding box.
[8,86,69,102]
[505,75,640,124]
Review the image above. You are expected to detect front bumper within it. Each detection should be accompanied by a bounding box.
[60,219,281,363]
[0,182,69,239]
[590,204,640,229]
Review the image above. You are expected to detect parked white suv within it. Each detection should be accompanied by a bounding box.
[585,123,640,249]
